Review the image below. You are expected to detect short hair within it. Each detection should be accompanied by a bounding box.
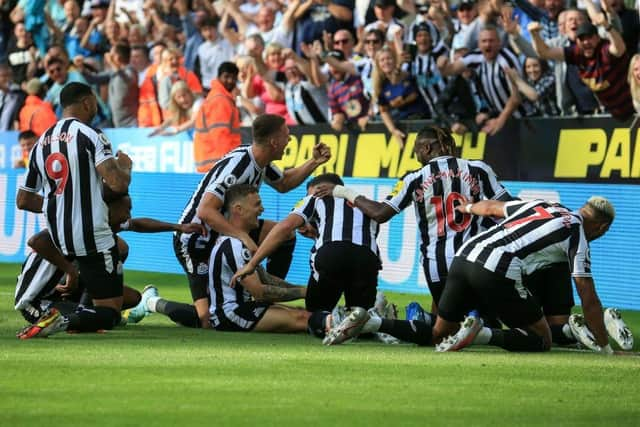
[218,61,239,76]
[46,56,65,68]
[131,44,149,56]
[113,43,131,64]
[307,173,344,190]
[480,24,500,37]
[366,28,385,43]
[252,114,286,145]
[200,16,220,29]
[18,130,37,140]
[60,82,94,108]
[224,184,258,210]
[415,125,457,156]
[246,33,265,47]
[586,196,615,224]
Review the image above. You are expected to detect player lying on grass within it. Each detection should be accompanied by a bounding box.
[15,194,205,339]
[325,197,627,354]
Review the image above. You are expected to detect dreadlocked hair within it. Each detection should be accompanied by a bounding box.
[415,125,457,156]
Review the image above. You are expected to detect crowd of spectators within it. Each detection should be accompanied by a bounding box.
[1,0,639,150]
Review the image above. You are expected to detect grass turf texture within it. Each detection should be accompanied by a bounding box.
[1,263,639,427]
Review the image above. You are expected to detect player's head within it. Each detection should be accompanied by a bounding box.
[18,130,37,152]
[252,114,289,160]
[414,125,457,164]
[60,82,98,124]
[580,196,615,241]
[306,173,344,195]
[224,184,263,229]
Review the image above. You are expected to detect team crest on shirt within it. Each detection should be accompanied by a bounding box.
[99,133,113,155]
[241,248,252,261]
[345,100,362,118]
[223,175,237,187]
[197,262,208,275]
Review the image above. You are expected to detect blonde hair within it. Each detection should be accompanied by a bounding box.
[168,81,194,125]
[371,47,396,105]
[627,54,640,105]
[586,196,615,223]
[264,42,283,57]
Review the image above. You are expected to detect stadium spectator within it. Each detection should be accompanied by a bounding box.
[193,16,234,92]
[507,8,600,115]
[193,61,240,172]
[628,54,640,114]
[16,82,132,339]
[76,43,139,127]
[6,21,38,85]
[18,78,57,136]
[318,125,511,314]
[405,2,446,49]
[235,55,264,125]
[451,0,479,48]
[529,19,634,121]
[172,114,331,327]
[224,1,297,49]
[233,173,382,314]
[150,80,202,136]
[13,129,36,168]
[294,0,355,47]
[442,25,533,136]
[130,44,151,87]
[373,47,426,146]
[283,56,329,125]
[365,0,404,42]
[512,0,564,41]
[603,0,639,54]
[505,57,560,117]
[325,50,369,132]
[0,63,24,130]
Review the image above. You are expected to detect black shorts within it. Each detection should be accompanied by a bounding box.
[174,220,265,302]
[306,241,380,312]
[523,263,574,317]
[75,245,123,300]
[211,301,270,331]
[438,258,543,328]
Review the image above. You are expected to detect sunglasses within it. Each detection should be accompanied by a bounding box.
[334,39,351,45]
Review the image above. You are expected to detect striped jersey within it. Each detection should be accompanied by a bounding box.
[461,48,535,118]
[409,41,449,116]
[176,146,284,252]
[20,118,115,256]
[208,236,254,328]
[458,200,591,283]
[285,80,329,125]
[14,251,63,312]
[291,195,379,256]
[384,156,509,283]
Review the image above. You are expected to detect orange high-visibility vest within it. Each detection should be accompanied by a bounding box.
[19,95,57,136]
[193,79,241,173]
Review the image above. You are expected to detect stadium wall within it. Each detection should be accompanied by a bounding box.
[1,118,638,309]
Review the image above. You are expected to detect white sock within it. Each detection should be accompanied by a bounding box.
[562,323,575,339]
[146,296,161,312]
[473,327,492,345]
[362,316,382,334]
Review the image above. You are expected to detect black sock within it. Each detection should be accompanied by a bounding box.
[66,306,121,332]
[379,319,432,346]
[550,324,576,345]
[266,236,295,278]
[489,328,547,352]
[78,289,93,307]
[156,300,201,328]
[307,311,330,338]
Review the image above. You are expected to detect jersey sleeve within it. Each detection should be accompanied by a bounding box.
[20,148,43,193]
[264,162,284,186]
[474,161,510,201]
[204,163,243,201]
[568,225,592,278]
[290,195,316,224]
[503,200,531,217]
[93,130,115,167]
[228,237,250,273]
[384,172,416,213]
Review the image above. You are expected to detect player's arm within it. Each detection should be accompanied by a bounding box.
[197,192,257,251]
[96,152,132,195]
[239,271,306,303]
[573,276,611,351]
[457,200,507,218]
[313,184,397,223]
[270,143,331,193]
[231,214,305,285]
[27,230,79,293]
[122,218,207,235]
[16,189,43,213]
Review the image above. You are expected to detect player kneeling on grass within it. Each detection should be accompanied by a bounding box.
[325,197,624,354]
[15,194,205,339]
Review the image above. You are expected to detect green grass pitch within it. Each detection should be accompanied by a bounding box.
[1,263,639,426]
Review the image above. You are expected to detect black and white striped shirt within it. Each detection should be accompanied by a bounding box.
[458,200,591,283]
[20,118,115,256]
[292,195,379,256]
[285,80,329,125]
[208,236,254,328]
[176,146,284,252]
[14,252,63,312]
[461,48,535,118]
[384,156,509,283]
[409,41,449,116]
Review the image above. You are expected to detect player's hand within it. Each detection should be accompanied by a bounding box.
[391,129,406,148]
[179,223,207,236]
[451,122,468,135]
[527,21,542,34]
[313,183,335,198]
[230,264,256,288]
[55,266,79,295]
[116,150,133,171]
[312,142,331,165]
[297,223,318,239]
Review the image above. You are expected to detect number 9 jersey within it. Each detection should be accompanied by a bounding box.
[383,155,512,284]
[19,118,115,256]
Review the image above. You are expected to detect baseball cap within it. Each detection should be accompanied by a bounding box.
[413,22,432,41]
[90,0,109,8]
[576,22,597,38]
[456,0,476,10]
